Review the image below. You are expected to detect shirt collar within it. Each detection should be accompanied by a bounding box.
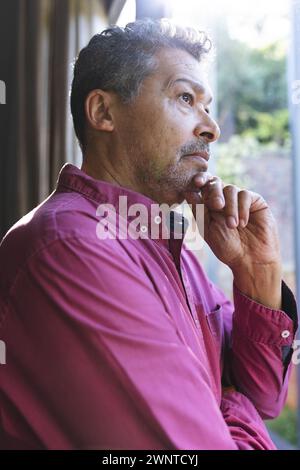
[56,163,189,251]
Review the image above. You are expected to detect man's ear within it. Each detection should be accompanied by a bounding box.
[84,89,115,132]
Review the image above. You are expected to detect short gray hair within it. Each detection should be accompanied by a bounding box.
[70,18,211,150]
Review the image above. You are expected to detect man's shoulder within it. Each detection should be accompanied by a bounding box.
[2,190,93,248]
[0,190,131,288]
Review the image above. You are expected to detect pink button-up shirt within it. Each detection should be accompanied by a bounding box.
[0,163,297,450]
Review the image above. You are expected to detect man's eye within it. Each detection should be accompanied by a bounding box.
[180,92,193,105]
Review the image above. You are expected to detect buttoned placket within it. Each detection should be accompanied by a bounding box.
[167,212,201,330]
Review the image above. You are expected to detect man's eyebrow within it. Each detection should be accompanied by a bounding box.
[167,78,213,104]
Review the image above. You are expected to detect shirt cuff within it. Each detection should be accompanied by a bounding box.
[232,280,298,347]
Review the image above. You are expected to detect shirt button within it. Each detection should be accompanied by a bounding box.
[140,225,147,233]
[281,330,290,339]
[154,215,162,224]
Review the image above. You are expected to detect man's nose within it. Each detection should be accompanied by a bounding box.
[194,115,221,143]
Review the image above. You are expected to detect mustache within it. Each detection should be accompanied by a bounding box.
[179,141,210,157]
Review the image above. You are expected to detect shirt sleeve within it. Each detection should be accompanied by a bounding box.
[205,275,298,420]
[220,389,276,449]
[1,235,276,449]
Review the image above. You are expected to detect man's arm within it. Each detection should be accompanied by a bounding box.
[221,389,276,449]
[202,271,297,419]
[231,280,297,418]
[184,175,298,419]
[1,235,275,449]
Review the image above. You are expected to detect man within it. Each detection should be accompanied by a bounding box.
[0,19,298,450]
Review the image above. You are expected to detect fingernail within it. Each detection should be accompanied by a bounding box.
[239,219,246,228]
[227,216,237,228]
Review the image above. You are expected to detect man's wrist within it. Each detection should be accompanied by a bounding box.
[232,262,282,310]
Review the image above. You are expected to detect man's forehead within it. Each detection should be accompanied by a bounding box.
[154,48,210,90]
[156,47,206,69]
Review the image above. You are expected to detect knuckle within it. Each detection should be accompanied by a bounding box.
[238,189,251,202]
[208,177,221,187]
[223,184,238,194]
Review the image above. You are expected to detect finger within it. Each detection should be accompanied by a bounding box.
[193,171,213,187]
[184,190,202,207]
[200,176,225,210]
[223,185,239,228]
[248,191,269,212]
[183,172,213,197]
[238,190,252,228]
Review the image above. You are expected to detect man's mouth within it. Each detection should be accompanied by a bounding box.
[184,150,210,162]
[182,153,209,171]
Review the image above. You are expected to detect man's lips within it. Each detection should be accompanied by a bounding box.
[183,153,209,171]
[183,150,210,161]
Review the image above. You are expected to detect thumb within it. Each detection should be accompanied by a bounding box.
[183,191,203,218]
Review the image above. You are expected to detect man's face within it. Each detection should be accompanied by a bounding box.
[113,47,220,205]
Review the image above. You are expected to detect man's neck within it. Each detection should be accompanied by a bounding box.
[81,159,122,188]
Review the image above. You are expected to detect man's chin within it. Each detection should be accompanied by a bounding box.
[154,189,185,208]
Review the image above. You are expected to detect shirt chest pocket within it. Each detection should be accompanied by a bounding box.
[205,304,224,357]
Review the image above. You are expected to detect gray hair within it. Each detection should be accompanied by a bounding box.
[70,18,211,150]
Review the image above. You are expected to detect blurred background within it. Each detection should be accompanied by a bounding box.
[0,0,299,450]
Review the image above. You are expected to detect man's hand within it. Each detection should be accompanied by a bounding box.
[184,174,282,310]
